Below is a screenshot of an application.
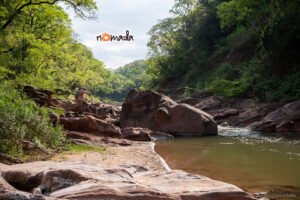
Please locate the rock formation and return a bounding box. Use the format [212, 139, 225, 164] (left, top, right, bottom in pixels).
[60, 115, 121, 138]
[249, 100, 300, 133]
[120, 89, 218, 136]
[175, 91, 300, 134]
[0, 161, 255, 200]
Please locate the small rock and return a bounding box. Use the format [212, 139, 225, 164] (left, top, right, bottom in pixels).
[121, 127, 152, 141]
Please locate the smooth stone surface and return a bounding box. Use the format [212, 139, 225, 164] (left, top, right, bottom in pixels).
[0, 161, 254, 200]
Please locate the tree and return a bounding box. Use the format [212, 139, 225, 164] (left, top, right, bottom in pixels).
[0, 0, 97, 31]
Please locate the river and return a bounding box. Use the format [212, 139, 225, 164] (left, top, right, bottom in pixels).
[155, 127, 300, 199]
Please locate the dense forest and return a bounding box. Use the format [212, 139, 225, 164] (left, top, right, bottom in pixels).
[146, 0, 300, 101]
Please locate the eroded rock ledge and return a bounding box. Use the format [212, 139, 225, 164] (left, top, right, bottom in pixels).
[177, 93, 300, 134]
[0, 160, 254, 200]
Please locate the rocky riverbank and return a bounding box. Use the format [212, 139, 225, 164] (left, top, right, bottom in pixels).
[0, 140, 255, 200]
[176, 91, 300, 134]
[0, 86, 257, 199]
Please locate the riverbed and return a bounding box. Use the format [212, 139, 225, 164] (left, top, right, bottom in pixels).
[155, 127, 300, 199]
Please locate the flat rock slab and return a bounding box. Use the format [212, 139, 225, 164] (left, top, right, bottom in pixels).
[0, 161, 254, 200]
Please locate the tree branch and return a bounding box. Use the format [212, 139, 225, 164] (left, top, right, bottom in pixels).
[1, 0, 59, 30]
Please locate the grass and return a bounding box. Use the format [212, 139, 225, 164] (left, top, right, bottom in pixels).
[64, 143, 106, 154]
[8, 143, 105, 163]
[52, 143, 106, 161]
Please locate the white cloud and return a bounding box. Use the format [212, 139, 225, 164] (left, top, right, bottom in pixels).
[63, 0, 174, 69]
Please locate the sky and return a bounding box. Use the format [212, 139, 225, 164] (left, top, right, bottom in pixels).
[64, 0, 174, 69]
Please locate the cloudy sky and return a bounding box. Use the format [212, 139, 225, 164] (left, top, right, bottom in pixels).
[64, 0, 174, 69]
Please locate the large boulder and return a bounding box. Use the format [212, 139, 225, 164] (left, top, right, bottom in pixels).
[0, 161, 254, 200]
[120, 90, 217, 136]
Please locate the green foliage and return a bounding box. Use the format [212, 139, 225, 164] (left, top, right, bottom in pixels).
[207, 79, 243, 97]
[0, 0, 132, 100]
[0, 81, 65, 156]
[115, 60, 152, 89]
[0, 0, 127, 158]
[94, 60, 153, 101]
[145, 0, 300, 102]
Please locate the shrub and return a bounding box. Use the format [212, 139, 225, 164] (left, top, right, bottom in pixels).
[0, 81, 65, 156]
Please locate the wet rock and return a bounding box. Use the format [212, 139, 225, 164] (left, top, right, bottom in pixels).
[60, 115, 121, 138]
[0, 161, 254, 200]
[120, 89, 217, 136]
[149, 131, 174, 141]
[249, 120, 277, 132]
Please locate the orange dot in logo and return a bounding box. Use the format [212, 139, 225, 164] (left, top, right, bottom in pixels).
[102, 32, 111, 42]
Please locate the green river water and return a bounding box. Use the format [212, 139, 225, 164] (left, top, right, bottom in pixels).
[155, 127, 300, 199]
